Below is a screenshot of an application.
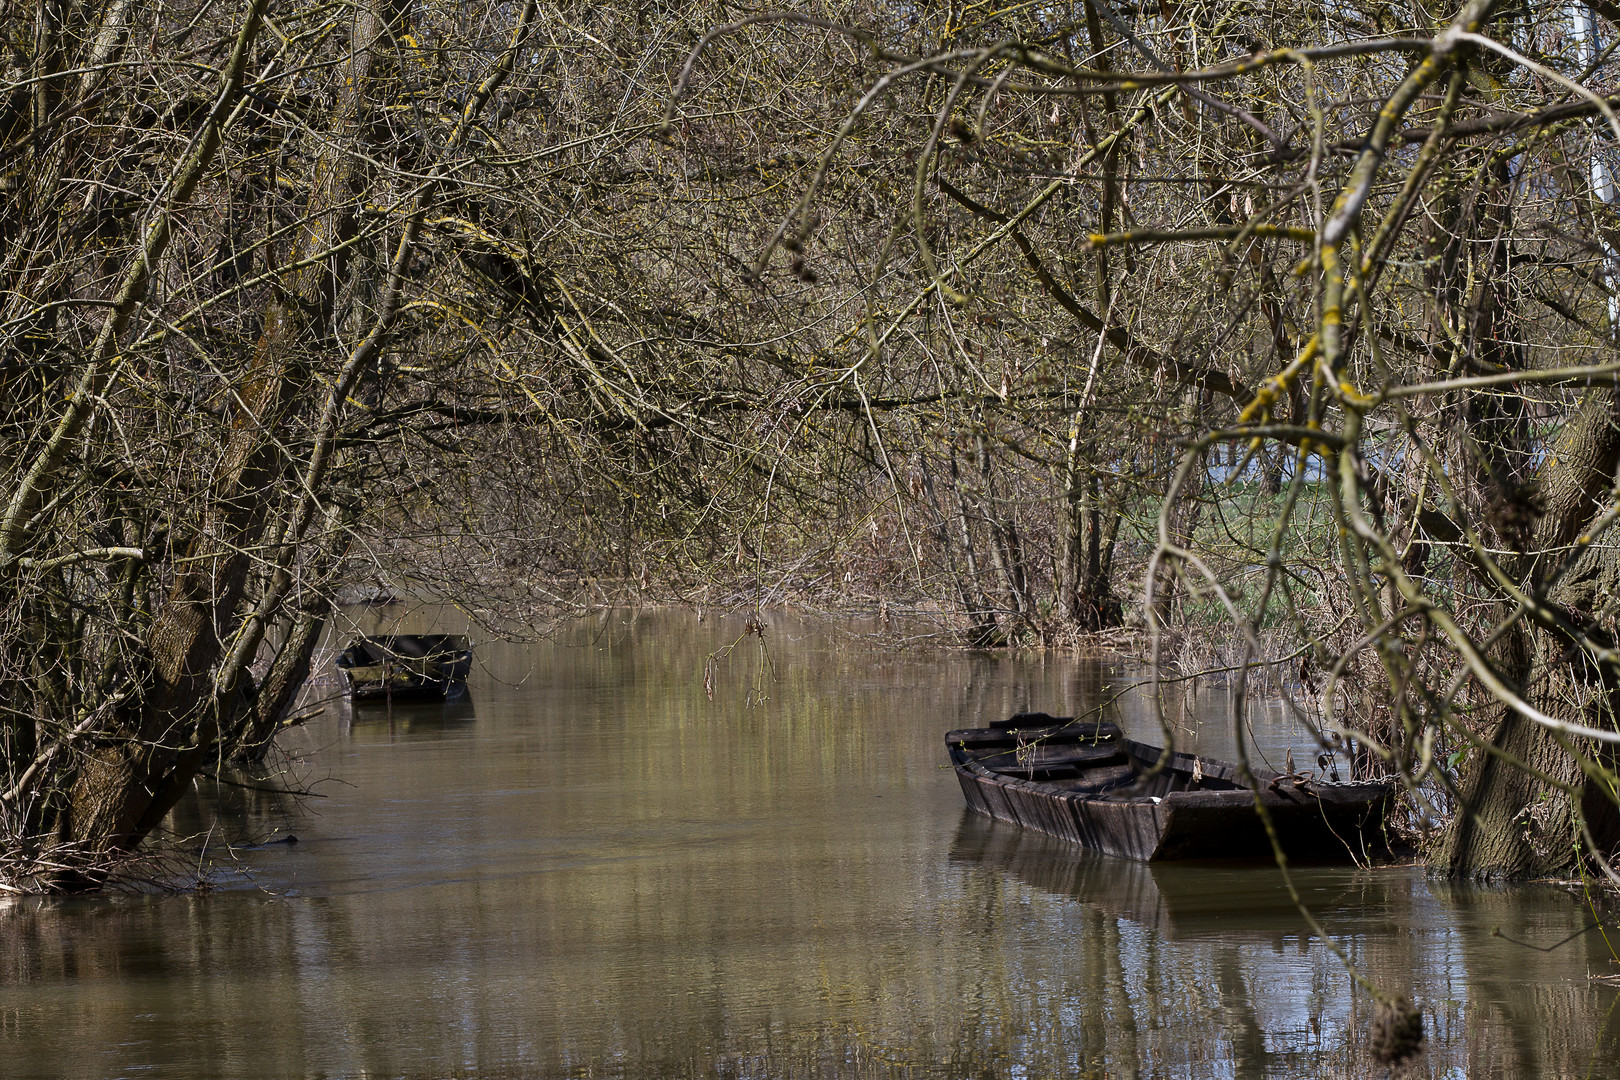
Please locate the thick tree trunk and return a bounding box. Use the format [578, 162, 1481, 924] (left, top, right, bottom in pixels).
[59, 0, 403, 862]
[1438, 387, 1620, 877]
[1440, 630, 1585, 877]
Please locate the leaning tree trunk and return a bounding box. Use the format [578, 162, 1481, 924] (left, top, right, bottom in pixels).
[225, 505, 357, 764]
[56, 0, 404, 870]
[1152, 427, 1206, 627]
[1419, 60, 1620, 877]
[1438, 387, 1620, 877]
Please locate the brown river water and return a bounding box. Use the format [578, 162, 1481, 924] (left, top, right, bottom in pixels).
[3, 607, 1618, 1078]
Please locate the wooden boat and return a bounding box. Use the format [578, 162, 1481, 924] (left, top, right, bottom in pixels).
[947, 712, 1394, 862]
[334, 634, 472, 700]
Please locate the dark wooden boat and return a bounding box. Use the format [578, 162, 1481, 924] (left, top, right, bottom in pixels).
[947, 712, 1394, 862]
[334, 634, 472, 700]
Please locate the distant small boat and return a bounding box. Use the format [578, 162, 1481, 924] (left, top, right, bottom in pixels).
[947, 713, 1394, 862]
[334, 635, 472, 700]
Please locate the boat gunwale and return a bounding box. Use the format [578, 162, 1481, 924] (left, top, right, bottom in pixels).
[946, 728, 1394, 809]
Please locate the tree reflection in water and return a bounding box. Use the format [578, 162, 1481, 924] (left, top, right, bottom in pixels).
[2, 610, 1618, 1078]
[949, 816, 1620, 1078]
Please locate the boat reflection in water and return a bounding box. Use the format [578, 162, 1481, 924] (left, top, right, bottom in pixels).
[339, 692, 477, 739]
[949, 811, 1620, 1077]
[949, 811, 1374, 943]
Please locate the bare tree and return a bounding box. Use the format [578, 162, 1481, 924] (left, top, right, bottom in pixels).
[15, 0, 1620, 896]
[663, 0, 1620, 884]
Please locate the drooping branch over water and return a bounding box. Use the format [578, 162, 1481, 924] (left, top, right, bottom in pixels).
[7, 0, 1620, 901]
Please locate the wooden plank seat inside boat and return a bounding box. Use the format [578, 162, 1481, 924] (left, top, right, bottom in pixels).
[948, 720, 1123, 745]
[960, 741, 1125, 770]
[1048, 762, 1137, 796]
[951, 723, 1258, 796]
[948, 717, 1127, 782]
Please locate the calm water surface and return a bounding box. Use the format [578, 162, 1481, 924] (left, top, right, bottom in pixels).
[3, 609, 1618, 1078]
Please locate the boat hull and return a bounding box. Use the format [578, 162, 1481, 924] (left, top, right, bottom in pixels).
[947, 719, 1392, 863]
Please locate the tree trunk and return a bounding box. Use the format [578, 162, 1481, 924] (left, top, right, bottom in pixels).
[59, 0, 404, 863]
[917, 458, 1000, 647]
[946, 445, 1004, 646]
[1153, 434, 1206, 626]
[974, 424, 1032, 630]
[1438, 387, 1620, 877]
[225, 604, 329, 766]
[1059, 460, 1122, 631]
